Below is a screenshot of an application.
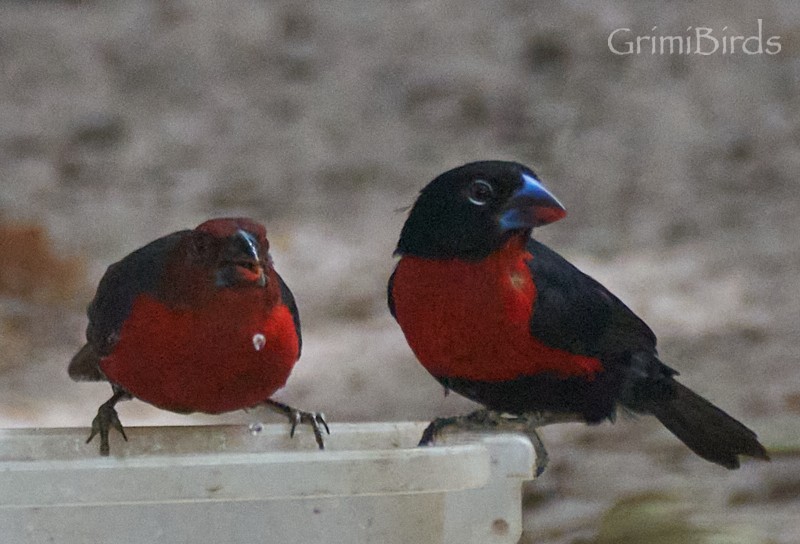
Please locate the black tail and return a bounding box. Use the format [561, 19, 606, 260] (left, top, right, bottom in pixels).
[648, 381, 769, 469]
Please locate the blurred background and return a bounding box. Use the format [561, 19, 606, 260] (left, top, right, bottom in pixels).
[1, 1, 798, 542]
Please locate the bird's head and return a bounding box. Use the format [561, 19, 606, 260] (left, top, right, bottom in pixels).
[395, 161, 566, 260]
[192, 218, 270, 288]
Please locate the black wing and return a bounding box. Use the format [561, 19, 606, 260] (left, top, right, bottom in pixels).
[68, 231, 188, 381]
[526, 238, 658, 358]
[522, 238, 678, 418]
[277, 272, 302, 356]
[521, 240, 768, 466]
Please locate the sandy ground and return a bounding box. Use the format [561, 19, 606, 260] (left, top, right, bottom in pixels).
[1, 1, 799, 542]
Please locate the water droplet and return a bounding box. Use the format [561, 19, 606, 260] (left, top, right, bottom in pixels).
[252, 333, 266, 351]
[249, 422, 264, 435]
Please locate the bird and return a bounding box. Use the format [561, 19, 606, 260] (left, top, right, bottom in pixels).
[69, 217, 328, 455]
[388, 161, 769, 473]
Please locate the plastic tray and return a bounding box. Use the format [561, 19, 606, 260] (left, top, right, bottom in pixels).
[0, 422, 536, 544]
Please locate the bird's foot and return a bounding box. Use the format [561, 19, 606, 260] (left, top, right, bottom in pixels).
[87, 402, 127, 456]
[418, 409, 525, 445]
[418, 415, 458, 446]
[419, 409, 552, 476]
[265, 399, 329, 450]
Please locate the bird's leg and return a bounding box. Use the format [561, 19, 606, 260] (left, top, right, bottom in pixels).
[418, 410, 550, 475]
[523, 410, 586, 427]
[264, 399, 329, 450]
[419, 410, 585, 476]
[87, 385, 131, 456]
[523, 425, 550, 477]
[419, 409, 522, 445]
[520, 411, 585, 476]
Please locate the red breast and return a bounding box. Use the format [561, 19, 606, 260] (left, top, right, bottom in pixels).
[391, 237, 601, 382]
[100, 287, 299, 414]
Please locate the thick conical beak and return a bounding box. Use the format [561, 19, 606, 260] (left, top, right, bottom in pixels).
[227, 229, 266, 286]
[233, 229, 260, 262]
[499, 172, 566, 231]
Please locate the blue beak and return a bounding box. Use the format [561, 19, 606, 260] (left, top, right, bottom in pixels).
[499, 172, 566, 231]
[225, 229, 266, 287]
[234, 229, 260, 261]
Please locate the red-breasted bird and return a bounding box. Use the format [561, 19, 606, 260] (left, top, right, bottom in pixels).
[69, 218, 328, 455]
[388, 161, 768, 472]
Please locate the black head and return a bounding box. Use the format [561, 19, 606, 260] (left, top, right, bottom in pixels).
[395, 161, 566, 260]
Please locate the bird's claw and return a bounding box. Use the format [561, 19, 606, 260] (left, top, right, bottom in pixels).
[87, 402, 127, 456]
[419, 409, 551, 476]
[291, 410, 329, 449]
[418, 409, 497, 446]
[266, 400, 329, 450]
[527, 427, 550, 477]
[419, 416, 457, 446]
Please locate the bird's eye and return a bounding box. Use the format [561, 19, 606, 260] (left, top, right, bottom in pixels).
[468, 180, 494, 206]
